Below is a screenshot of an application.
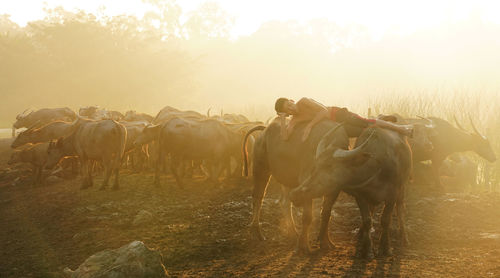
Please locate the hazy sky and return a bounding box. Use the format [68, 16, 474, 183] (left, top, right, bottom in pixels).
[2, 0, 500, 39]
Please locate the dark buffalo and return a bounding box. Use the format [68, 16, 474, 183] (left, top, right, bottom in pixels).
[11, 120, 73, 149]
[243, 120, 350, 253]
[123, 111, 154, 122]
[136, 117, 239, 187]
[207, 108, 250, 124]
[46, 119, 127, 190]
[223, 121, 264, 177]
[12, 107, 76, 137]
[79, 106, 123, 121]
[408, 116, 495, 186]
[290, 126, 412, 258]
[119, 121, 150, 171]
[439, 153, 478, 189]
[8, 142, 50, 185]
[152, 106, 205, 125]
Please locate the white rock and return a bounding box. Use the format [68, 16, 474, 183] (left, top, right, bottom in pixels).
[63, 241, 168, 278]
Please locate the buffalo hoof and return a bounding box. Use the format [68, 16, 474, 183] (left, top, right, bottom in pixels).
[99, 185, 107, 191]
[319, 238, 335, 251]
[295, 242, 313, 255]
[249, 224, 266, 241]
[112, 185, 119, 191]
[378, 246, 392, 257]
[80, 183, 91, 190]
[356, 239, 374, 260]
[356, 248, 375, 261]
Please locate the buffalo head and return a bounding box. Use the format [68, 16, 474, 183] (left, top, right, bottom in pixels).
[290, 127, 376, 206]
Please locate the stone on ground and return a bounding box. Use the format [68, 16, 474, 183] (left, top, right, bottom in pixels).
[63, 241, 168, 278]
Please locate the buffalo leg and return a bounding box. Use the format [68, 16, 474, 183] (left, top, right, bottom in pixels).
[204, 159, 220, 183]
[431, 158, 444, 187]
[88, 161, 94, 188]
[38, 165, 46, 186]
[232, 158, 243, 178]
[80, 159, 91, 189]
[396, 187, 409, 246]
[296, 199, 313, 254]
[379, 199, 396, 257]
[250, 139, 270, 241]
[154, 147, 164, 186]
[249, 166, 270, 241]
[213, 160, 225, 182]
[356, 197, 374, 259]
[71, 158, 78, 177]
[100, 158, 112, 190]
[318, 189, 341, 250]
[281, 186, 298, 239]
[170, 156, 184, 188]
[112, 154, 121, 190]
[33, 166, 41, 186]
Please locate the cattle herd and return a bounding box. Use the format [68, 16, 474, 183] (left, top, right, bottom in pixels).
[6, 105, 497, 259]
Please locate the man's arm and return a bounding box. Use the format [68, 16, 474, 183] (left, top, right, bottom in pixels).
[297, 98, 328, 113]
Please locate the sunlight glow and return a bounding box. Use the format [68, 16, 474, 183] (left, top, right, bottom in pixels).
[2, 0, 500, 39]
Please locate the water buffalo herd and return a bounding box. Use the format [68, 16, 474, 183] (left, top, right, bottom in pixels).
[7, 105, 497, 258]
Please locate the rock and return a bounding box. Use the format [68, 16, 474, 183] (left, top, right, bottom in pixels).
[63, 241, 168, 278]
[133, 210, 154, 226]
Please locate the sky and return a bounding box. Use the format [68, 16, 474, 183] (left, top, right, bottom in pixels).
[1, 0, 500, 39]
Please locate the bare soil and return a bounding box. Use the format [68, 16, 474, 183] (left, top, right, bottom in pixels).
[0, 147, 499, 277]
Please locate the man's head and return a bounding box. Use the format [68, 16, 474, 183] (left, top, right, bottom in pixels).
[274, 98, 298, 115]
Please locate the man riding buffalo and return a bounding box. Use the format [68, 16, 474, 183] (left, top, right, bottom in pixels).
[274, 97, 413, 140]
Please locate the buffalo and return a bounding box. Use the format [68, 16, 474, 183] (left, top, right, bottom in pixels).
[243, 120, 350, 253]
[12, 107, 76, 137]
[152, 106, 205, 125]
[79, 106, 123, 121]
[136, 117, 240, 187]
[289, 126, 412, 258]
[123, 111, 154, 122]
[11, 120, 73, 149]
[46, 119, 127, 190]
[8, 142, 51, 185]
[408, 116, 495, 186]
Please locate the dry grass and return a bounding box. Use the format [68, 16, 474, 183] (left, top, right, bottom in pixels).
[362, 90, 500, 191]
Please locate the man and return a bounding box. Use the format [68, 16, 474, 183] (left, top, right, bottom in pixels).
[275, 97, 413, 141]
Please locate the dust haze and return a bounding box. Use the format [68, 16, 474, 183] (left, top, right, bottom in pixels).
[1, 2, 500, 126]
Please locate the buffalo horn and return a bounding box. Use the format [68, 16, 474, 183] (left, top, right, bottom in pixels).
[468, 114, 483, 137]
[453, 115, 466, 131]
[333, 130, 375, 160]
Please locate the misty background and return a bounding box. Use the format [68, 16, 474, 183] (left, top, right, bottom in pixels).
[1, 1, 500, 127]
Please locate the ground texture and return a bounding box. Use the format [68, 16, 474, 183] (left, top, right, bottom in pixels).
[0, 146, 500, 277]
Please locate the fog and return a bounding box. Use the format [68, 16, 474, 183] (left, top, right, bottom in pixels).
[1, 2, 500, 126]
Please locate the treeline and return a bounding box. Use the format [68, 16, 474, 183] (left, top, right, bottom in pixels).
[2, 1, 500, 126]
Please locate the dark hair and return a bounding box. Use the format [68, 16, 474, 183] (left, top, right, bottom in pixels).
[275, 97, 289, 113]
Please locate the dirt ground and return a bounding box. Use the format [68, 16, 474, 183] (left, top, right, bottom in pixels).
[0, 142, 500, 277]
